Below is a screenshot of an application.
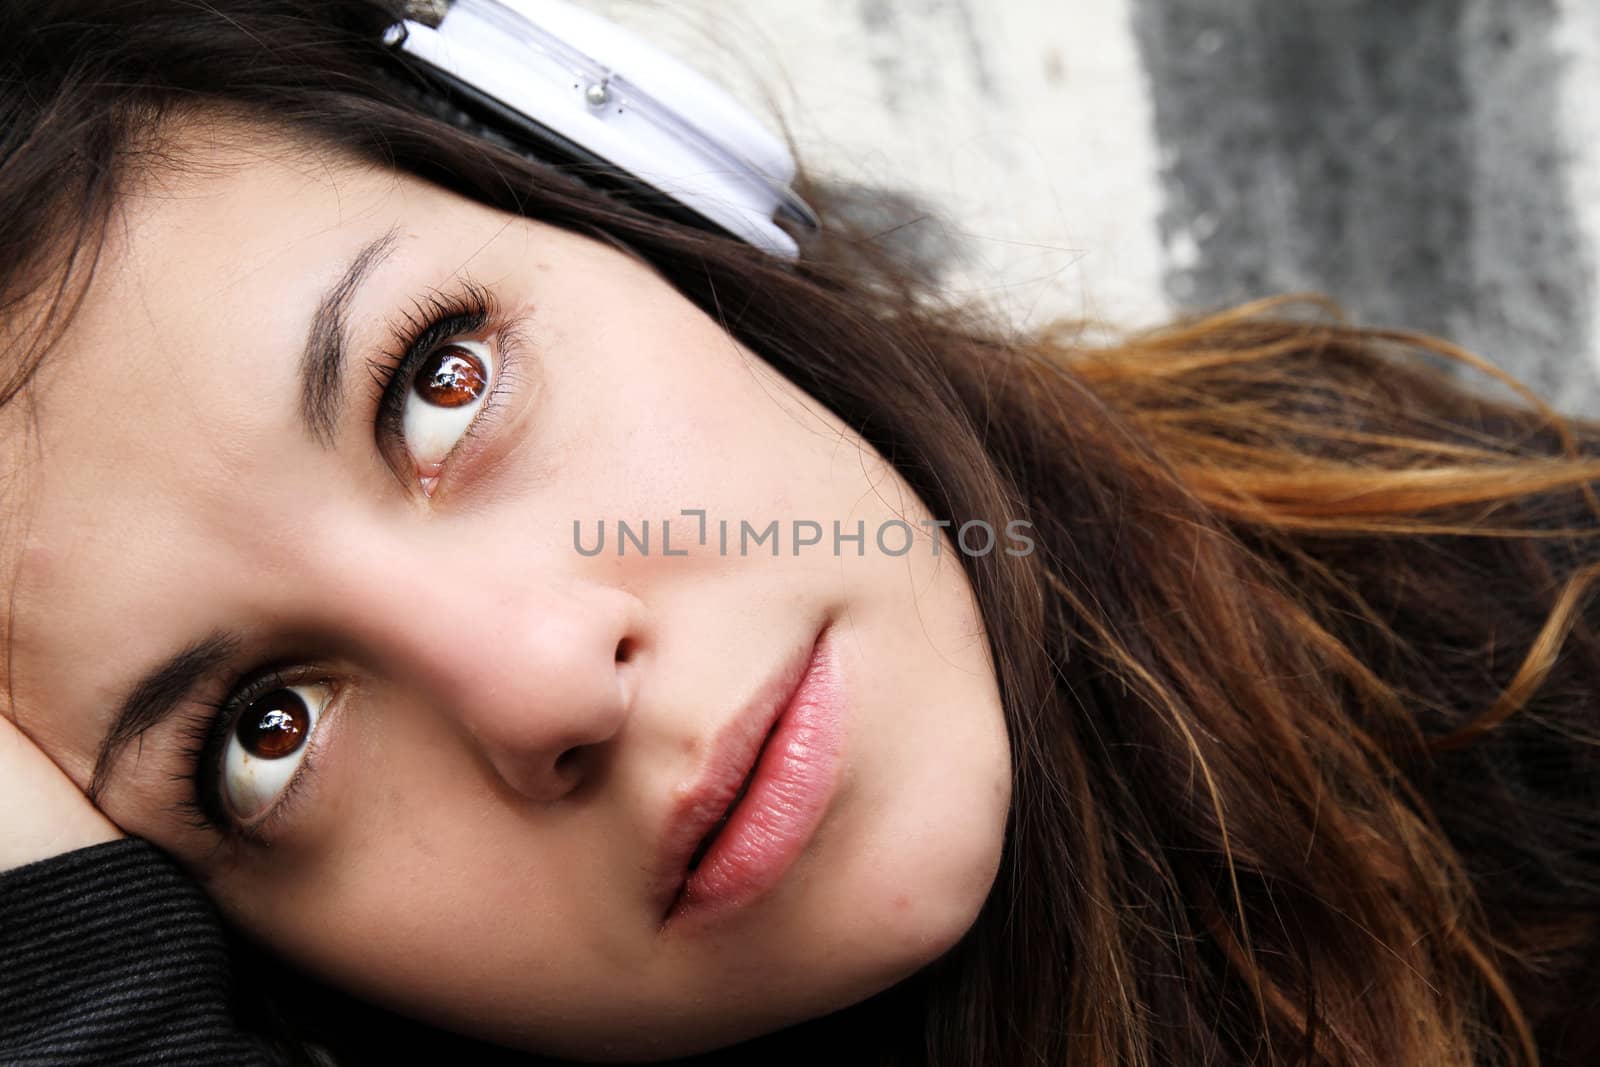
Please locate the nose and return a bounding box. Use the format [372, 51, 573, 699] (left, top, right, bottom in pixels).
[364, 569, 646, 804]
[467, 595, 641, 803]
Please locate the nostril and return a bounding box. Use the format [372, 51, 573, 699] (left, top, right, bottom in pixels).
[615, 636, 637, 664]
[555, 747, 583, 776]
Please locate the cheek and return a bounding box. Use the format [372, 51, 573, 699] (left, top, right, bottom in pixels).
[827, 551, 1013, 966]
[200, 716, 632, 1041]
[210, 819, 604, 1043]
[853, 633, 1010, 944]
[547, 287, 844, 510]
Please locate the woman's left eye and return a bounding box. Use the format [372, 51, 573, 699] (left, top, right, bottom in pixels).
[402, 338, 497, 474]
[221, 682, 333, 823]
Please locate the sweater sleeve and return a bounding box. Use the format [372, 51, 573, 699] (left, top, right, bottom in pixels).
[0, 837, 283, 1066]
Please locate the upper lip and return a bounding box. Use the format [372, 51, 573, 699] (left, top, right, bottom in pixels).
[652, 627, 822, 915]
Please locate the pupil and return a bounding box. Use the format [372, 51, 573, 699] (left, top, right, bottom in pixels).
[415, 347, 487, 408]
[237, 690, 310, 760]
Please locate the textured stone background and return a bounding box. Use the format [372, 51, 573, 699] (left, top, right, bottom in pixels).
[581, 0, 1600, 416]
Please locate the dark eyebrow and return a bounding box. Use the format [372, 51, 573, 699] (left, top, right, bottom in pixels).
[86, 231, 403, 802]
[81, 233, 405, 805]
[87, 631, 241, 804]
[300, 227, 402, 445]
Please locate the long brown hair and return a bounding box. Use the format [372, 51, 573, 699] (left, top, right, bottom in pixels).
[4, 3, 1599, 1065]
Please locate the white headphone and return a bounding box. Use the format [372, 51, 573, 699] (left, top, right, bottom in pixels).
[384, 0, 820, 257]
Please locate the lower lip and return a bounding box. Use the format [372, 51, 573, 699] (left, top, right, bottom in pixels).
[664, 627, 846, 929]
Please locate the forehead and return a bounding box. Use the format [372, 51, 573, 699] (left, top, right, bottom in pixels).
[0, 125, 494, 772]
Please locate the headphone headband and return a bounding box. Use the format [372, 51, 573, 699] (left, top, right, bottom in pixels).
[385, 0, 819, 257]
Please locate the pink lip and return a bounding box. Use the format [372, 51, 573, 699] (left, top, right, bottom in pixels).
[654, 623, 845, 932]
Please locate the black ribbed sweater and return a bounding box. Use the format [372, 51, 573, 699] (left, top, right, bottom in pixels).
[0, 838, 279, 1065]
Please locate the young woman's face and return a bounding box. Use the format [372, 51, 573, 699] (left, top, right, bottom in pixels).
[1, 125, 1011, 1061]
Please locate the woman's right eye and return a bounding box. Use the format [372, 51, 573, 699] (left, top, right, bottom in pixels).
[222, 682, 334, 822]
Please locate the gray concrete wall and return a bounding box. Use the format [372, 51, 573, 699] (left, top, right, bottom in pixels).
[580, 0, 1600, 416]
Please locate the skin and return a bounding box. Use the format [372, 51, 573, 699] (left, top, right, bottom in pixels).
[0, 120, 1011, 1061]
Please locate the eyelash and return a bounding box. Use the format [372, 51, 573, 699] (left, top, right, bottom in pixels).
[171, 666, 329, 848]
[367, 278, 526, 480]
[171, 280, 525, 843]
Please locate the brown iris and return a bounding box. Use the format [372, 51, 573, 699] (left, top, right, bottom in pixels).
[415, 345, 487, 408]
[236, 690, 311, 760]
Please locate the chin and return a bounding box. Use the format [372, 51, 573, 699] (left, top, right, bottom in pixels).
[854, 828, 1005, 983]
[628, 843, 1004, 1064]
[766, 798, 1009, 1028]
[507, 741, 1010, 1064]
